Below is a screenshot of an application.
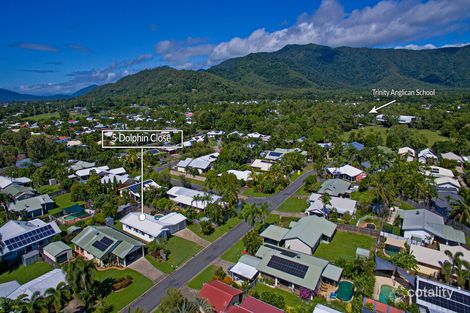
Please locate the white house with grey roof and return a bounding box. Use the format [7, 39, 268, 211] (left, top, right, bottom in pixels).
[264, 148, 307, 161]
[72, 225, 144, 267]
[306, 193, 357, 217]
[326, 164, 367, 182]
[176, 153, 219, 174]
[418, 148, 438, 164]
[260, 216, 337, 255]
[317, 179, 351, 197]
[120, 212, 186, 242]
[441, 152, 464, 166]
[398, 209, 465, 245]
[167, 186, 221, 210]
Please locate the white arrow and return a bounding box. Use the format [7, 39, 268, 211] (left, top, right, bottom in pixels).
[369, 100, 396, 114]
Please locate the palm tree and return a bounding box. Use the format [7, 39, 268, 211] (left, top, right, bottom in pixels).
[0, 193, 13, 222]
[65, 258, 96, 307]
[439, 261, 453, 283]
[241, 203, 268, 227]
[191, 193, 213, 210]
[195, 298, 214, 313]
[45, 282, 71, 313]
[19, 291, 45, 313]
[126, 150, 138, 168]
[94, 296, 113, 313]
[370, 172, 395, 217]
[449, 190, 470, 225]
[454, 259, 469, 288]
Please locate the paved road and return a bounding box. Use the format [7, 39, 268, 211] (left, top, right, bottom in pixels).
[123, 169, 315, 312]
[126, 222, 251, 312]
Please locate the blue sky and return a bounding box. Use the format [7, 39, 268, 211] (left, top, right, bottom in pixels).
[1, 0, 469, 95]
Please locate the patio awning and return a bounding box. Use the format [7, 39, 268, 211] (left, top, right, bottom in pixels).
[385, 236, 406, 248]
[375, 256, 415, 288]
[229, 262, 258, 280]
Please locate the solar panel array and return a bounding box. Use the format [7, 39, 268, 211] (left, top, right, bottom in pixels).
[418, 279, 470, 313]
[92, 236, 114, 252]
[267, 255, 308, 278]
[268, 152, 283, 157]
[128, 180, 153, 193]
[4, 225, 55, 251]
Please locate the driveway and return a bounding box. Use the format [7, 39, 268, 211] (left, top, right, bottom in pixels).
[122, 169, 315, 312]
[173, 228, 210, 247]
[128, 257, 166, 283]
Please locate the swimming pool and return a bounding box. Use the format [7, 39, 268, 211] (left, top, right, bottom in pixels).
[379, 284, 396, 304]
[384, 244, 400, 257]
[336, 281, 354, 302]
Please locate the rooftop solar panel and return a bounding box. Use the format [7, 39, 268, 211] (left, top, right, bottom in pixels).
[92, 241, 108, 251]
[417, 279, 470, 313]
[267, 255, 308, 279]
[101, 236, 113, 246]
[4, 225, 56, 252]
[268, 152, 283, 157]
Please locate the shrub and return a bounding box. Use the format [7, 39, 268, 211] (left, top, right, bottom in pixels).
[200, 220, 214, 235]
[112, 276, 133, 291]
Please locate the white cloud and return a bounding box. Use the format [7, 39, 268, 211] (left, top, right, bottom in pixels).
[18, 54, 154, 95]
[153, 0, 469, 68]
[395, 44, 437, 50]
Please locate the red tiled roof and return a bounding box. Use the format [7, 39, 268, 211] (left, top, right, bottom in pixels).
[239, 296, 284, 313]
[227, 307, 251, 313]
[198, 280, 243, 313]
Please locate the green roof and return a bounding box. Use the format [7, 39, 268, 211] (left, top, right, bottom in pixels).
[283, 216, 337, 248]
[72, 225, 143, 259]
[2, 184, 34, 197]
[9, 194, 54, 213]
[260, 225, 289, 242]
[43, 241, 71, 257]
[256, 244, 341, 290]
[318, 179, 351, 196]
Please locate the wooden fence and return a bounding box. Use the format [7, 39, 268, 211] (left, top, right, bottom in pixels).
[336, 223, 380, 237]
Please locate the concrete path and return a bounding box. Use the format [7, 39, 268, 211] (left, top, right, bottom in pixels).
[128, 257, 166, 283]
[173, 228, 210, 248]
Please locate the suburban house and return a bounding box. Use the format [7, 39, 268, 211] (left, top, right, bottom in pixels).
[43, 241, 73, 264]
[347, 141, 365, 151]
[397, 209, 466, 245]
[229, 254, 261, 282]
[8, 194, 55, 218]
[68, 165, 110, 181]
[198, 280, 243, 313]
[416, 276, 470, 313]
[441, 152, 464, 166]
[398, 147, 416, 162]
[0, 269, 66, 300]
[72, 225, 144, 267]
[424, 166, 454, 178]
[250, 159, 273, 171]
[0, 219, 61, 261]
[207, 130, 225, 138]
[0, 176, 32, 191]
[167, 186, 221, 210]
[120, 212, 187, 242]
[223, 170, 252, 182]
[260, 216, 337, 255]
[2, 183, 35, 201]
[418, 148, 438, 164]
[255, 244, 343, 292]
[100, 173, 136, 187]
[120, 179, 161, 200]
[397, 115, 416, 124]
[264, 148, 306, 161]
[326, 165, 367, 182]
[317, 179, 351, 197]
[432, 192, 463, 216]
[69, 160, 96, 171]
[434, 176, 461, 193]
[227, 295, 285, 313]
[305, 193, 357, 217]
[176, 152, 219, 174]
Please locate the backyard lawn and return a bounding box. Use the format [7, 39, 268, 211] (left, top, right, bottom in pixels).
[314, 231, 376, 261]
[94, 268, 153, 313]
[250, 283, 346, 312]
[36, 184, 61, 195]
[48, 193, 84, 215]
[221, 240, 245, 263]
[0, 261, 53, 284]
[276, 196, 308, 213]
[187, 265, 218, 290]
[146, 236, 202, 273]
[351, 190, 375, 206]
[188, 217, 241, 242]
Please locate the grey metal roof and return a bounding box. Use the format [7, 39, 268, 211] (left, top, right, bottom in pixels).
[9, 194, 54, 213]
[260, 225, 289, 242]
[318, 179, 351, 196]
[283, 216, 337, 248]
[43, 241, 71, 257]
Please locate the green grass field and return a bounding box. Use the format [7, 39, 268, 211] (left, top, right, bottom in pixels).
[188, 217, 241, 242]
[36, 184, 62, 195]
[276, 196, 308, 213]
[0, 262, 53, 284]
[187, 265, 218, 290]
[345, 125, 448, 147]
[351, 190, 375, 206]
[170, 174, 205, 187]
[146, 236, 202, 273]
[94, 268, 153, 313]
[48, 193, 85, 215]
[221, 240, 245, 263]
[294, 185, 311, 196]
[314, 231, 376, 261]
